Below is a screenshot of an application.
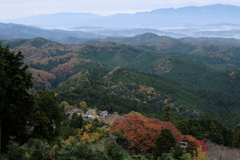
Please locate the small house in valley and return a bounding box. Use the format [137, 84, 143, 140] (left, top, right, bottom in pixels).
[86, 109, 98, 118]
[100, 111, 108, 117]
[86, 109, 96, 115]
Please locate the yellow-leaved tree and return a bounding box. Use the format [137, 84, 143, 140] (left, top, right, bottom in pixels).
[79, 101, 88, 112]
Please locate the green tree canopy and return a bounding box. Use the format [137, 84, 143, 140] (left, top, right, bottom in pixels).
[79, 101, 88, 112]
[32, 90, 62, 140]
[69, 113, 83, 129]
[232, 124, 240, 148]
[162, 105, 175, 123]
[154, 129, 177, 158]
[0, 44, 35, 153]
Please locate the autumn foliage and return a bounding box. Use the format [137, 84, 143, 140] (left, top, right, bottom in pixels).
[161, 121, 183, 142]
[110, 114, 162, 154]
[198, 140, 208, 152]
[30, 68, 56, 89]
[182, 135, 200, 154]
[110, 114, 183, 155]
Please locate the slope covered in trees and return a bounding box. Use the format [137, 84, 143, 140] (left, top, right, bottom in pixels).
[2, 35, 240, 128]
[4, 36, 240, 92]
[54, 67, 240, 128]
[2, 37, 240, 159]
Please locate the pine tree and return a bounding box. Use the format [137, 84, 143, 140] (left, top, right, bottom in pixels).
[0, 44, 35, 153]
[32, 90, 62, 140]
[162, 105, 174, 123]
[69, 113, 83, 129]
[154, 129, 177, 158]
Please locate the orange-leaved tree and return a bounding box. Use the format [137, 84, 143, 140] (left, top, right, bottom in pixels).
[161, 121, 183, 142]
[110, 114, 186, 155]
[182, 135, 200, 155]
[110, 113, 162, 154]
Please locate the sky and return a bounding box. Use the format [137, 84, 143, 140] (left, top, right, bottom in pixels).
[1, 0, 240, 21]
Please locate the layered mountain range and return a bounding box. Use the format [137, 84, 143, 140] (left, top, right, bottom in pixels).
[2, 33, 240, 128]
[1, 4, 240, 39]
[4, 4, 240, 28]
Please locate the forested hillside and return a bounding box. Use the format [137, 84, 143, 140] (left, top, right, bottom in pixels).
[2, 35, 240, 128]
[2, 34, 240, 159]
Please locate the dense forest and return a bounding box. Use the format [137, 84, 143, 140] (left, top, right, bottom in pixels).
[1, 34, 240, 159]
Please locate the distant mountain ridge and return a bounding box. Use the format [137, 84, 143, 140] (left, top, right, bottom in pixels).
[0, 22, 101, 40]
[3, 4, 240, 28]
[0, 23, 187, 40]
[2, 4, 240, 39]
[104, 32, 240, 47]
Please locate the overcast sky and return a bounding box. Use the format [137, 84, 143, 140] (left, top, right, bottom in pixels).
[1, 0, 240, 21]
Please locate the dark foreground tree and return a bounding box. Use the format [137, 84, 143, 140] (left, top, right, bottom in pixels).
[154, 129, 177, 158]
[69, 113, 83, 129]
[32, 90, 62, 140]
[0, 44, 34, 153]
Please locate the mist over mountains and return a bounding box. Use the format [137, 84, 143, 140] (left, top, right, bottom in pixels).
[4, 4, 240, 28]
[0, 23, 100, 40]
[1, 4, 240, 40]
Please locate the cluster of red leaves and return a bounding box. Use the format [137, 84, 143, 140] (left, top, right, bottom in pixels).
[198, 140, 208, 152]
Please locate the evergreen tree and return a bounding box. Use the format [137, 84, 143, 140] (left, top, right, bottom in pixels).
[209, 122, 224, 145]
[162, 105, 174, 123]
[159, 146, 185, 160]
[154, 129, 177, 158]
[69, 113, 83, 129]
[0, 44, 35, 153]
[32, 90, 62, 140]
[104, 140, 129, 160]
[232, 124, 240, 148]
